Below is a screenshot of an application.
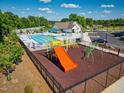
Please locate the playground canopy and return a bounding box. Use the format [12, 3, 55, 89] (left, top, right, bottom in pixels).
[49, 26, 61, 33]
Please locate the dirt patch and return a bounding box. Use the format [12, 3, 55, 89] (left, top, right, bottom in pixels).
[0, 52, 52, 93]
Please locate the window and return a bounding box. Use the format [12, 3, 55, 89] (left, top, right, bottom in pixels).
[72, 29, 75, 33]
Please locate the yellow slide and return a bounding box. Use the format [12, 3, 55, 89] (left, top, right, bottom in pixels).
[54, 47, 77, 72]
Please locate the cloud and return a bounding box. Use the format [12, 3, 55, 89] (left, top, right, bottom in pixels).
[122, 14, 124, 16]
[100, 15, 105, 18]
[21, 11, 25, 14]
[39, 14, 42, 16]
[103, 10, 112, 14]
[40, 0, 51, 3]
[61, 3, 80, 8]
[88, 11, 92, 14]
[21, 8, 30, 11]
[80, 12, 86, 15]
[94, 11, 98, 13]
[101, 4, 114, 8]
[11, 6, 15, 10]
[46, 10, 54, 13]
[26, 8, 30, 11]
[38, 8, 50, 11]
[38, 7, 54, 13]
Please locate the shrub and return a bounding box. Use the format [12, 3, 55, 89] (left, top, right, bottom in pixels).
[26, 30, 30, 34]
[20, 30, 23, 34]
[34, 29, 39, 33]
[24, 85, 33, 93]
[40, 27, 44, 32]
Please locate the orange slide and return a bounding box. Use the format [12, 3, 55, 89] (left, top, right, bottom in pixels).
[54, 47, 77, 72]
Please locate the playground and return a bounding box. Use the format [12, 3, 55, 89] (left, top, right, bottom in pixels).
[18, 29, 124, 93]
[21, 37, 124, 93]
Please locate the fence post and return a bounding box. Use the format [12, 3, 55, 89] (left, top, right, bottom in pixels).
[105, 69, 109, 88]
[118, 63, 123, 78]
[84, 81, 87, 93]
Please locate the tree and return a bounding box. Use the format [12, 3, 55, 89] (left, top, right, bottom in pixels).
[61, 18, 70, 22]
[28, 16, 40, 27]
[3, 12, 21, 29]
[0, 12, 3, 41]
[69, 13, 78, 21]
[68, 14, 86, 27]
[21, 17, 31, 28]
[86, 18, 93, 27]
[0, 9, 2, 14]
[0, 11, 22, 41]
[0, 32, 23, 78]
[0, 13, 12, 41]
[77, 16, 86, 27]
[62, 14, 87, 27]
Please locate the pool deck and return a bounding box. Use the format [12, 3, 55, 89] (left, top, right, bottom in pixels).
[31, 44, 124, 90]
[19, 33, 82, 51]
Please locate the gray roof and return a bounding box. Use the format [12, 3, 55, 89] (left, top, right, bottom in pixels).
[55, 22, 74, 29]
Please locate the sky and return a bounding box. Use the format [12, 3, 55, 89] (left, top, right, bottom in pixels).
[0, 0, 124, 21]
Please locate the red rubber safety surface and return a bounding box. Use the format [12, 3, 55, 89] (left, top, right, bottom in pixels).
[32, 44, 123, 89]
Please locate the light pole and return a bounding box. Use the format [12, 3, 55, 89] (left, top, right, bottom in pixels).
[105, 21, 108, 45]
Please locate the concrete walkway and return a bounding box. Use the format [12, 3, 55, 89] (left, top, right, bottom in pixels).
[79, 41, 124, 57]
[101, 76, 124, 93]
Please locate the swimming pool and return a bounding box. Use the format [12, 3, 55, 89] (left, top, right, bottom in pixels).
[31, 34, 57, 44]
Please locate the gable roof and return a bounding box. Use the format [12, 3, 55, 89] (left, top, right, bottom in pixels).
[55, 22, 74, 29]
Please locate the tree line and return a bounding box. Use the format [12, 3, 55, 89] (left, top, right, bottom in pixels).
[94, 18, 124, 26]
[61, 13, 124, 28]
[0, 9, 51, 42]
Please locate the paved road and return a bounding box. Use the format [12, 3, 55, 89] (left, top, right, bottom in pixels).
[93, 31, 124, 49]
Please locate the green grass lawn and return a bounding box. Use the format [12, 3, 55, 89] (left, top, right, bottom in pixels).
[121, 40, 124, 45]
[83, 26, 124, 32]
[96, 26, 124, 32]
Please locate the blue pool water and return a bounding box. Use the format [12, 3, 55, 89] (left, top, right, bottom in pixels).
[31, 34, 56, 44]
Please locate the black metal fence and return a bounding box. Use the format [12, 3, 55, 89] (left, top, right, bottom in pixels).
[62, 62, 124, 93]
[19, 39, 65, 93]
[20, 39, 124, 93]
